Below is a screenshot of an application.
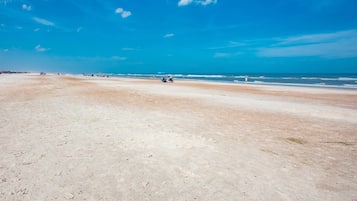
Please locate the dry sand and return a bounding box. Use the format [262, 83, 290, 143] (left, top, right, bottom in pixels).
[0, 74, 356, 201]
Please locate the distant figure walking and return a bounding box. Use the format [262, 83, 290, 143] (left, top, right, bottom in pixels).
[245, 75, 248, 82]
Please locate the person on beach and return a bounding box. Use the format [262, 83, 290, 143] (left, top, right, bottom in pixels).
[161, 75, 173, 83]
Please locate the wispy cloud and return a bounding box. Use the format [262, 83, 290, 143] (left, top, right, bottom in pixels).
[33, 17, 55, 26]
[295, 0, 340, 11]
[76, 27, 83, 32]
[115, 7, 132, 18]
[214, 52, 242, 58]
[74, 56, 127, 62]
[274, 30, 356, 46]
[214, 52, 230, 58]
[209, 41, 246, 50]
[178, 0, 217, 6]
[111, 56, 127, 61]
[1, 0, 15, 5]
[164, 33, 175, 38]
[128, 61, 144, 65]
[258, 30, 357, 58]
[22, 4, 31, 11]
[122, 48, 135, 51]
[33, 28, 40, 32]
[35, 44, 50, 52]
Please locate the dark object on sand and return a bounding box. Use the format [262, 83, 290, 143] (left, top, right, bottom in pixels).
[161, 75, 173, 83]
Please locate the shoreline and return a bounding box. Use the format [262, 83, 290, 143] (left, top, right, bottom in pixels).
[81, 73, 357, 90]
[3, 72, 357, 89]
[76, 74, 357, 92]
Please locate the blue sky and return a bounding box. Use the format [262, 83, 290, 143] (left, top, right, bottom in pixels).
[1, 0, 357, 73]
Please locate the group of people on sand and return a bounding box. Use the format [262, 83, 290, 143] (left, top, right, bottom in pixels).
[161, 75, 174, 83]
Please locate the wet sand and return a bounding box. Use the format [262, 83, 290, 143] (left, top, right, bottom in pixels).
[0, 74, 356, 200]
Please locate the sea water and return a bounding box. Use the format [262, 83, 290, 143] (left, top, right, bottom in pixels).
[111, 73, 357, 89]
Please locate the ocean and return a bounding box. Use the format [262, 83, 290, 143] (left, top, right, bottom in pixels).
[109, 73, 357, 89]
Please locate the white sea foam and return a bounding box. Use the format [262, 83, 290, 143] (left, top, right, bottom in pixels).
[320, 78, 339, 81]
[250, 76, 266, 79]
[338, 77, 357, 81]
[233, 76, 246, 79]
[187, 74, 226, 78]
[343, 84, 357, 88]
[301, 77, 322, 80]
[172, 74, 185, 77]
[245, 80, 357, 89]
[281, 77, 300, 79]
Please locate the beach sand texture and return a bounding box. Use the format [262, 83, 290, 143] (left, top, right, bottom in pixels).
[0, 74, 356, 201]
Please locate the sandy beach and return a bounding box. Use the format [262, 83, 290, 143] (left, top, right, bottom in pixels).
[0, 73, 356, 201]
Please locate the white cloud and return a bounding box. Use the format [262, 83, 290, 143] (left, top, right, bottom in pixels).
[258, 30, 357, 58]
[115, 7, 132, 18]
[178, 0, 193, 6]
[164, 33, 175, 38]
[121, 11, 132, 18]
[35, 44, 50, 52]
[178, 0, 217, 6]
[199, 0, 217, 6]
[34, 28, 40, 32]
[115, 7, 124, 14]
[33, 17, 54, 26]
[22, 4, 31, 11]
